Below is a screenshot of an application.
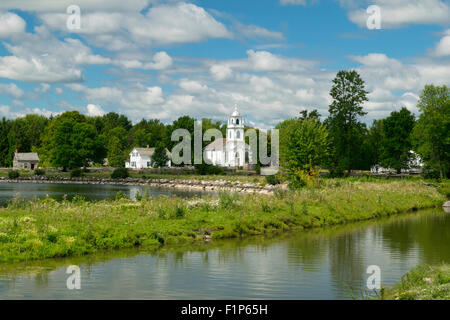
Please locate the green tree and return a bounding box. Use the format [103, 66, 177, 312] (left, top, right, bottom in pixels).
[380, 107, 416, 173]
[151, 146, 169, 168]
[277, 117, 329, 182]
[412, 85, 450, 179]
[106, 127, 129, 167]
[325, 70, 368, 175]
[0, 118, 11, 167]
[40, 111, 106, 169]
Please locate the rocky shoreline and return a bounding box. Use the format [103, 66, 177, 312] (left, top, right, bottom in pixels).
[0, 176, 282, 194]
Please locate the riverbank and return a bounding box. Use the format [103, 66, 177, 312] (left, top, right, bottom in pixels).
[383, 264, 450, 300]
[0, 179, 446, 263]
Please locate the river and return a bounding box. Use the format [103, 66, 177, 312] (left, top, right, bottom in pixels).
[0, 182, 212, 206]
[0, 206, 448, 299]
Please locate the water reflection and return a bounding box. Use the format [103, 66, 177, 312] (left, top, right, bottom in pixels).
[0, 182, 212, 206]
[0, 209, 448, 299]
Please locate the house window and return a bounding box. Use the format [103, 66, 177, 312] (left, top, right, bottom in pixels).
[131, 162, 136, 167]
[147, 161, 151, 168]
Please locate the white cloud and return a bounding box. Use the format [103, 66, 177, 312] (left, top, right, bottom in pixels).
[210, 64, 233, 81]
[0, 12, 26, 38]
[0, 0, 152, 12]
[279, 0, 308, 5]
[0, 83, 24, 98]
[86, 104, 106, 117]
[0, 105, 55, 118]
[347, 0, 450, 28]
[235, 24, 285, 41]
[433, 29, 450, 56]
[179, 79, 209, 93]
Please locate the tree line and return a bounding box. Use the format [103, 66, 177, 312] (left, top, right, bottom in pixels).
[0, 70, 448, 179]
[277, 70, 449, 182]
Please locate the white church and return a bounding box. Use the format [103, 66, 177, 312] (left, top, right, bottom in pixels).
[204, 106, 253, 168]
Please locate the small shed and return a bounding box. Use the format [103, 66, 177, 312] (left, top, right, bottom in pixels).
[13, 152, 40, 170]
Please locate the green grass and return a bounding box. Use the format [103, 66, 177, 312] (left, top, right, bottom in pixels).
[0, 179, 446, 263]
[384, 264, 450, 300]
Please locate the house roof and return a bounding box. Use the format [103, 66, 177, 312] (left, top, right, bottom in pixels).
[205, 138, 227, 151]
[133, 148, 171, 157]
[14, 152, 39, 161]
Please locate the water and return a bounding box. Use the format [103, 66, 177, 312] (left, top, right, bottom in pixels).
[0, 182, 212, 206]
[0, 208, 448, 300]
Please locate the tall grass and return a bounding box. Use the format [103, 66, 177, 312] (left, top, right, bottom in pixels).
[0, 179, 446, 263]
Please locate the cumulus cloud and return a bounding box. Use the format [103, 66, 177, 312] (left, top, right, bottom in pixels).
[347, 0, 450, 28]
[279, 0, 308, 5]
[433, 29, 450, 56]
[0, 83, 24, 98]
[86, 104, 106, 117]
[0, 12, 26, 38]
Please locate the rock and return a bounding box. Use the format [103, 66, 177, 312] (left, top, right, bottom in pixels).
[443, 201, 450, 207]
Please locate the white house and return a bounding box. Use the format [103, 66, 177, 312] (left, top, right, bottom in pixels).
[204, 106, 253, 168]
[371, 150, 424, 174]
[125, 147, 171, 169]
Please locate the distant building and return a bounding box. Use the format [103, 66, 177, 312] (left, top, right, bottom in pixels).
[125, 147, 172, 169]
[371, 151, 423, 174]
[204, 105, 253, 168]
[13, 151, 39, 170]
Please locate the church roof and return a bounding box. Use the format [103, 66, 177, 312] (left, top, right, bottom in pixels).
[205, 138, 227, 151]
[231, 105, 240, 117]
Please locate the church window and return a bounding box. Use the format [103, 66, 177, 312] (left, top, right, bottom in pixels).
[236, 119, 240, 125]
[237, 131, 240, 139]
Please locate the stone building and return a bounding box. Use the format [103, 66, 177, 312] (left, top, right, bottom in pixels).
[13, 151, 40, 170]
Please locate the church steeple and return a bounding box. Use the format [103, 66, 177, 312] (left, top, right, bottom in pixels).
[227, 104, 244, 141]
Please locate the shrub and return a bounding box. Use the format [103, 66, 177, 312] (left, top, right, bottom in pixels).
[111, 168, 129, 179]
[265, 175, 281, 185]
[34, 168, 46, 176]
[219, 191, 239, 209]
[194, 163, 224, 175]
[8, 170, 20, 179]
[70, 169, 83, 178]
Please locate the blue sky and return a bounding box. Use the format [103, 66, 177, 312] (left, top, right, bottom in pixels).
[0, 0, 449, 128]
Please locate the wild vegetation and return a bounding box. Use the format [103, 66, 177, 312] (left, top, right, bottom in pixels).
[0, 178, 446, 263]
[383, 264, 450, 300]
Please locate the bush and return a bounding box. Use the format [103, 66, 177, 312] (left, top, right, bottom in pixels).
[265, 175, 281, 185]
[34, 168, 46, 176]
[70, 169, 83, 178]
[8, 170, 20, 179]
[194, 163, 224, 175]
[111, 167, 129, 179]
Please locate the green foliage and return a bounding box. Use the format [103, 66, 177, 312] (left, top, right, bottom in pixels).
[277, 117, 329, 185]
[8, 170, 20, 179]
[325, 70, 368, 175]
[265, 175, 281, 185]
[151, 146, 170, 168]
[380, 107, 416, 173]
[194, 163, 225, 175]
[412, 85, 449, 179]
[34, 168, 46, 176]
[70, 169, 83, 178]
[111, 167, 129, 179]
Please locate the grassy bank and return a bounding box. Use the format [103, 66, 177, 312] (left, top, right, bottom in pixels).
[383, 264, 450, 300]
[0, 179, 446, 263]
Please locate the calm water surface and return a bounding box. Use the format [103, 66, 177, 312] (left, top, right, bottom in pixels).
[0, 182, 211, 206]
[0, 207, 449, 300]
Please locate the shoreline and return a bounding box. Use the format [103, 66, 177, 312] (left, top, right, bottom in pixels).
[0, 176, 279, 194]
[0, 179, 446, 263]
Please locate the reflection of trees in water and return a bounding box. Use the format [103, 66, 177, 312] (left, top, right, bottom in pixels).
[381, 211, 450, 264]
[34, 272, 49, 288]
[328, 232, 367, 288]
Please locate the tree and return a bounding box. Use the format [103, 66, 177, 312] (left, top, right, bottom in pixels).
[277, 117, 329, 184]
[412, 85, 450, 179]
[40, 111, 106, 169]
[151, 146, 169, 168]
[105, 127, 129, 167]
[325, 70, 368, 175]
[0, 118, 11, 167]
[380, 107, 416, 173]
